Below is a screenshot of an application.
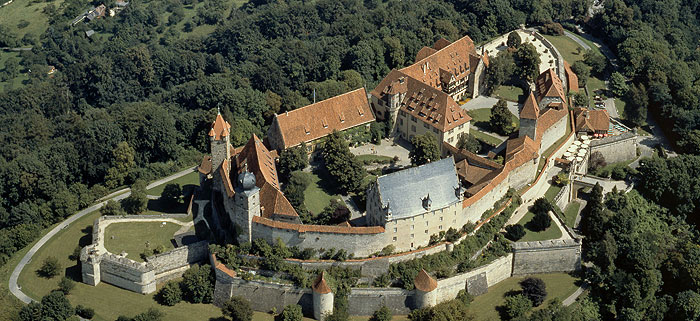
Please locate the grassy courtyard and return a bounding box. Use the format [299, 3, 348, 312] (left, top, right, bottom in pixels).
[146, 170, 200, 195]
[493, 85, 524, 102]
[470, 129, 505, 147]
[467, 108, 520, 134]
[469, 273, 580, 321]
[516, 210, 563, 242]
[544, 184, 563, 202]
[104, 221, 182, 261]
[296, 170, 343, 214]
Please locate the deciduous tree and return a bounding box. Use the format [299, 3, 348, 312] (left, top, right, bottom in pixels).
[490, 99, 514, 135]
[222, 296, 253, 321]
[409, 134, 440, 166]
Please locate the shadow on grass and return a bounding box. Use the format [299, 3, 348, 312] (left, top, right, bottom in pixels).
[310, 164, 342, 196]
[147, 199, 188, 214]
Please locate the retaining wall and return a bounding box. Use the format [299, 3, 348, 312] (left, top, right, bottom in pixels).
[511, 239, 581, 275]
[435, 254, 513, 302]
[589, 132, 637, 164]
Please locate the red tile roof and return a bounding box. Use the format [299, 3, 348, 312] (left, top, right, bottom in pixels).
[271, 88, 375, 149]
[235, 134, 279, 190]
[536, 69, 567, 107]
[312, 271, 332, 294]
[252, 216, 385, 234]
[401, 35, 479, 89]
[563, 61, 579, 93]
[220, 159, 234, 197]
[520, 91, 540, 120]
[198, 155, 212, 175]
[574, 108, 609, 133]
[372, 70, 471, 132]
[260, 182, 298, 218]
[414, 269, 437, 292]
[208, 113, 230, 141]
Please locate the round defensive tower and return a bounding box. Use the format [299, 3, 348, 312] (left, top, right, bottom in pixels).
[413, 269, 437, 309]
[312, 271, 334, 320]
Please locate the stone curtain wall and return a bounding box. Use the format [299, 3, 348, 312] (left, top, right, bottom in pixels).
[539, 115, 568, 154]
[348, 288, 413, 315]
[532, 30, 566, 89]
[99, 253, 157, 294]
[554, 183, 571, 210]
[590, 132, 637, 164]
[435, 254, 513, 302]
[511, 239, 581, 275]
[146, 240, 209, 282]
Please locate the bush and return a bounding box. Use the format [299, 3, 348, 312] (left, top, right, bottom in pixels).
[37, 256, 61, 278]
[503, 294, 532, 320]
[222, 296, 253, 321]
[504, 224, 526, 241]
[75, 305, 95, 319]
[157, 281, 183, 306]
[278, 304, 303, 321]
[369, 305, 393, 321]
[41, 291, 74, 321]
[539, 22, 564, 35]
[520, 277, 547, 306]
[528, 198, 553, 232]
[181, 264, 214, 303]
[380, 245, 395, 256]
[58, 276, 75, 294]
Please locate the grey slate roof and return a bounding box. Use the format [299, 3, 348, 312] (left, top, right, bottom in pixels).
[376, 157, 460, 220]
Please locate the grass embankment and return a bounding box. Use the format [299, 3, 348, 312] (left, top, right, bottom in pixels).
[104, 222, 182, 261]
[470, 129, 505, 147]
[493, 85, 524, 102]
[563, 202, 581, 228]
[355, 154, 393, 164]
[516, 184, 564, 242]
[469, 273, 580, 321]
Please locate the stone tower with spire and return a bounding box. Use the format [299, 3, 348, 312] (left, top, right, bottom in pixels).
[312, 271, 334, 320]
[209, 111, 231, 189]
[519, 91, 539, 141]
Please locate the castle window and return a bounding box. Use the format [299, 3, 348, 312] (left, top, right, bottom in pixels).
[439, 225, 443, 230]
[411, 125, 416, 132]
[411, 234, 414, 238]
[392, 237, 397, 242]
[399, 119, 403, 125]
[425, 229, 428, 234]
[426, 221, 429, 226]
[411, 225, 414, 230]
[433, 128, 438, 134]
[440, 217, 443, 221]
[423, 123, 429, 129]
[393, 227, 397, 233]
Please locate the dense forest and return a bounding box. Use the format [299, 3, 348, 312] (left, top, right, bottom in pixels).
[1, 0, 700, 319]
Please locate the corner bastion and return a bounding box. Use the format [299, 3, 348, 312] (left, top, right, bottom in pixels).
[511, 238, 581, 275]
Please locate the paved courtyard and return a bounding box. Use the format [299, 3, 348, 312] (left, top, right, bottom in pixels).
[481, 29, 557, 74]
[349, 137, 412, 167]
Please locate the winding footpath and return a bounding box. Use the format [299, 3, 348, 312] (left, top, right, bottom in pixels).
[9, 167, 197, 304]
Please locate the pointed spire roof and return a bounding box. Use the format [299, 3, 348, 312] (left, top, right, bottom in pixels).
[520, 91, 540, 120]
[312, 271, 332, 294]
[209, 113, 230, 140]
[414, 269, 437, 292]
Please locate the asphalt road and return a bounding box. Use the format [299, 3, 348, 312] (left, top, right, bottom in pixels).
[9, 167, 197, 304]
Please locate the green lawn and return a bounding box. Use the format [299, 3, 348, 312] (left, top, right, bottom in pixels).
[0, 0, 65, 43]
[467, 108, 519, 134]
[544, 184, 562, 202]
[543, 35, 586, 65]
[356, 154, 393, 164]
[517, 210, 563, 242]
[469, 273, 580, 321]
[104, 221, 181, 261]
[470, 129, 504, 147]
[563, 202, 581, 228]
[297, 170, 342, 214]
[147, 170, 199, 195]
[493, 85, 524, 102]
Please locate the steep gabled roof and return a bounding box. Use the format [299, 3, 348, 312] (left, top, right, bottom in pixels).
[372, 70, 471, 132]
[235, 134, 279, 190]
[414, 269, 438, 292]
[574, 108, 609, 133]
[312, 271, 332, 294]
[536, 69, 567, 106]
[505, 136, 538, 163]
[415, 47, 438, 62]
[260, 182, 298, 219]
[272, 88, 374, 149]
[401, 35, 479, 89]
[520, 91, 540, 120]
[198, 155, 212, 175]
[208, 113, 230, 141]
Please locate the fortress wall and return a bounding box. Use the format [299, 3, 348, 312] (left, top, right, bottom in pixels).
[435, 254, 513, 302]
[590, 133, 637, 164]
[146, 240, 209, 275]
[348, 288, 413, 315]
[512, 239, 581, 275]
[252, 222, 388, 258]
[540, 115, 568, 154]
[554, 183, 571, 210]
[508, 158, 538, 191]
[532, 31, 565, 88]
[231, 278, 314, 315]
[99, 253, 156, 294]
[462, 173, 511, 223]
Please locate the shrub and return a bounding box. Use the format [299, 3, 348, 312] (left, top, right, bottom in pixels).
[504, 224, 526, 241]
[58, 276, 75, 294]
[41, 291, 74, 321]
[278, 304, 303, 321]
[157, 281, 183, 306]
[520, 277, 547, 306]
[528, 198, 553, 232]
[503, 294, 532, 320]
[181, 264, 214, 303]
[369, 305, 393, 321]
[539, 22, 564, 36]
[222, 296, 253, 321]
[37, 256, 61, 278]
[380, 245, 395, 256]
[75, 305, 95, 319]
